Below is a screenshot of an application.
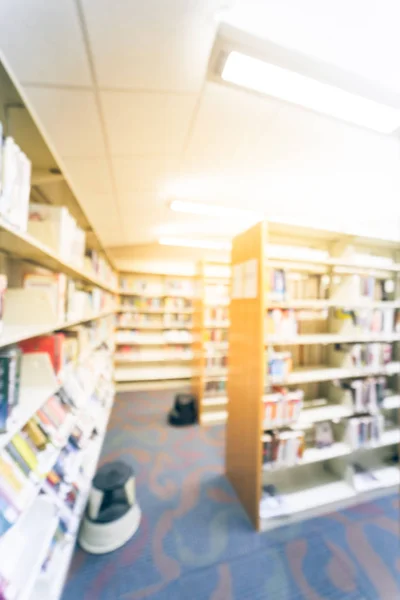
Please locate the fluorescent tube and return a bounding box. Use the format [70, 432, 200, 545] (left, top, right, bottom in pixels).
[159, 237, 232, 251]
[222, 51, 400, 134]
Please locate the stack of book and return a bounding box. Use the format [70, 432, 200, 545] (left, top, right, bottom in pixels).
[331, 343, 393, 368]
[0, 125, 32, 232]
[0, 347, 22, 433]
[28, 204, 86, 268]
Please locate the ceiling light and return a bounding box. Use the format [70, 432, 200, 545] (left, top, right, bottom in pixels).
[221, 51, 400, 134]
[170, 199, 262, 222]
[159, 237, 232, 251]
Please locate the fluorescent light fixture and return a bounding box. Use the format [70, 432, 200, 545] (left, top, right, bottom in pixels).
[221, 51, 400, 134]
[170, 199, 262, 222]
[159, 236, 232, 251]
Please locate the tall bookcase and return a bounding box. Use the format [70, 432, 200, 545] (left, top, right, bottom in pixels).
[192, 262, 231, 425]
[227, 221, 400, 530]
[115, 271, 196, 390]
[0, 217, 118, 597]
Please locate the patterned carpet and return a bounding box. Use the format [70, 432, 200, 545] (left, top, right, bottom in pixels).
[63, 390, 400, 600]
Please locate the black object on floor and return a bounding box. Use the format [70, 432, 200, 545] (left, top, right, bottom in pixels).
[168, 394, 197, 426]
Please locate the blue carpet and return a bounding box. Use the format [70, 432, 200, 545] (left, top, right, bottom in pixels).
[63, 390, 400, 600]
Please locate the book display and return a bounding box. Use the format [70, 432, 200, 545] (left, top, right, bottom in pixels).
[0, 115, 117, 598]
[192, 262, 230, 425]
[226, 221, 400, 530]
[115, 272, 196, 389]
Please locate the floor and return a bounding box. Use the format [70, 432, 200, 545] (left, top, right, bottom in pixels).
[63, 390, 400, 600]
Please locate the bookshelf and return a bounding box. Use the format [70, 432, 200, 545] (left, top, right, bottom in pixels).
[191, 262, 231, 425]
[226, 221, 400, 530]
[115, 271, 196, 390]
[0, 108, 118, 597]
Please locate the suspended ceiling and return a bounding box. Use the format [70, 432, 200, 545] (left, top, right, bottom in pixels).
[1, 0, 400, 249]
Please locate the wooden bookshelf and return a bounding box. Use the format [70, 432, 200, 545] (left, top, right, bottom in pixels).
[191, 262, 231, 425]
[226, 221, 400, 531]
[115, 271, 197, 389]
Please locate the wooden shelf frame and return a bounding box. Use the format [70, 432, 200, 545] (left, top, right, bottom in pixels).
[226, 220, 400, 531]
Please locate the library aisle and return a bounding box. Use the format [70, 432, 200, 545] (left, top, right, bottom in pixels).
[63, 389, 399, 600]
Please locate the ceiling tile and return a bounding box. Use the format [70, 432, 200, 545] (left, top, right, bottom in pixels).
[62, 157, 113, 197]
[23, 86, 106, 158]
[82, 0, 219, 92]
[0, 0, 91, 86]
[112, 156, 180, 195]
[101, 91, 197, 154]
[224, 0, 400, 94]
[81, 193, 124, 247]
[186, 82, 281, 165]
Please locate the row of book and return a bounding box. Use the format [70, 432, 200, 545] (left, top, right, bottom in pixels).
[343, 378, 387, 414]
[332, 307, 400, 335]
[265, 307, 400, 337]
[120, 297, 193, 312]
[0, 352, 113, 596]
[28, 203, 86, 270]
[28, 203, 117, 287]
[345, 414, 384, 448]
[204, 328, 228, 343]
[116, 347, 193, 361]
[205, 355, 227, 370]
[262, 430, 304, 468]
[268, 269, 395, 303]
[263, 390, 304, 427]
[0, 128, 31, 232]
[0, 388, 75, 537]
[0, 321, 113, 434]
[205, 307, 229, 323]
[204, 379, 226, 395]
[0, 271, 115, 332]
[117, 313, 193, 328]
[119, 278, 195, 297]
[333, 343, 393, 368]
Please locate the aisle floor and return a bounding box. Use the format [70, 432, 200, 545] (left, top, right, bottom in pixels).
[63, 390, 400, 600]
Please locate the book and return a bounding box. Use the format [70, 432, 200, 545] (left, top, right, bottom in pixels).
[0, 347, 22, 433]
[0, 451, 30, 508]
[10, 433, 39, 472]
[23, 272, 67, 322]
[0, 274, 7, 335]
[19, 333, 65, 374]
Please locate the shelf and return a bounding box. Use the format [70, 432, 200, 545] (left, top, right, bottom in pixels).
[353, 465, 400, 493]
[295, 403, 354, 425]
[205, 321, 230, 328]
[115, 366, 194, 382]
[119, 290, 194, 299]
[116, 335, 193, 345]
[202, 396, 228, 407]
[262, 429, 400, 473]
[267, 299, 400, 310]
[0, 217, 117, 293]
[201, 410, 228, 425]
[266, 332, 400, 345]
[0, 496, 59, 600]
[31, 396, 114, 600]
[114, 352, 193, 363]
[381, 395, 400, 410]
[118, 307, 194, 315]
[117, 324, 192, 330]
[270, 362, 400, 385]
[266, 247, 400, 273]
[0, 308, 116, 350]
[204, 341, 229, 350]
